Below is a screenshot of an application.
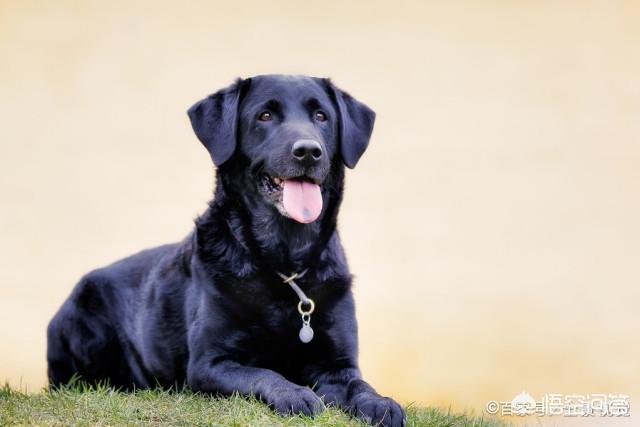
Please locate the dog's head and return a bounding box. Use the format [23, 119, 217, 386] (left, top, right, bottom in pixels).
[188, 75, 375, 224]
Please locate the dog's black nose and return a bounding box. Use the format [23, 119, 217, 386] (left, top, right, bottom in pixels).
[292, 139, 323, 165]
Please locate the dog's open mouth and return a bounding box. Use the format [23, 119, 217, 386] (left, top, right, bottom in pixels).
[259, 174, 323, 224]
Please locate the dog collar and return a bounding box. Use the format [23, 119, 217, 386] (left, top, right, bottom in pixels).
[276, 269, 315, 343]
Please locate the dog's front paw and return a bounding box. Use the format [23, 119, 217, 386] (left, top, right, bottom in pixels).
[350, 392, 406, 427]
[267, 385, 325, 417]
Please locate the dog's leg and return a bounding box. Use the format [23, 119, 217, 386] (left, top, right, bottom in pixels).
[47, 312, 78, 388]
[47, 275, 136, 389]
[308, 367, 406, 427]
[298, 292, 405, 426]
[187, 359, 324, 416]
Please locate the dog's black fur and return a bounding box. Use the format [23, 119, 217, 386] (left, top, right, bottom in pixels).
[47, 75, 405, 426]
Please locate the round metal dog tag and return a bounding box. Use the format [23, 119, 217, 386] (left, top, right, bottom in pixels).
[299, 324, 314, 343]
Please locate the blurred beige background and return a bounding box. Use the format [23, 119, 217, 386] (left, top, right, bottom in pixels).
[1, 0, 639, 424]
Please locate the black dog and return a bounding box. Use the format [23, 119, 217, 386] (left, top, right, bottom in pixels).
[47, 75, 405, 427]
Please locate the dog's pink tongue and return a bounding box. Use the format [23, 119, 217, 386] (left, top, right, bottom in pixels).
[282, 179, 322, 224]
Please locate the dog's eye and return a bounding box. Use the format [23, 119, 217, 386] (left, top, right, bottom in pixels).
[258, 111, 273, 122]
[314, 111, 327, 122]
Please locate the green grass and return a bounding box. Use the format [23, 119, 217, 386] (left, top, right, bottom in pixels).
[0, 383, 508, 427]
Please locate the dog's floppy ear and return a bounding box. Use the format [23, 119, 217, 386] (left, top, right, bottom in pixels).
[187, 78, 247, 166]
[326, 80, 376, 169]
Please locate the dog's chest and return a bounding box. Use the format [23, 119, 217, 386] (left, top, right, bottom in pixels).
[228, 278, 328, 360]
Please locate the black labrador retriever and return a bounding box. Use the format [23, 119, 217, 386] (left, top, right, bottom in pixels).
[47, 75, 405, 427]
